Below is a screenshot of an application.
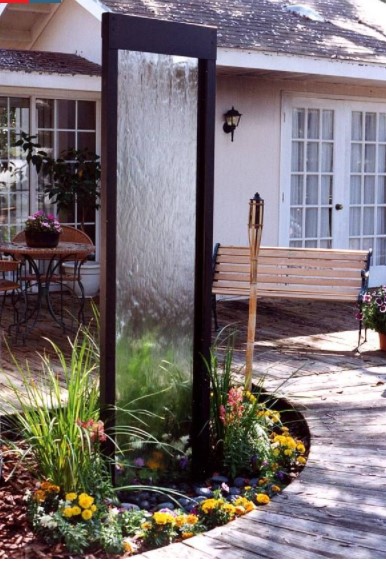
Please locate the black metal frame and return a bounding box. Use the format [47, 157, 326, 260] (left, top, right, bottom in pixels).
[100, 13, 217, 478]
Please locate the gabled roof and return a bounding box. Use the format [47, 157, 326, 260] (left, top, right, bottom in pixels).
[0, 48, 101, 76]
[99, 0, 386, 65]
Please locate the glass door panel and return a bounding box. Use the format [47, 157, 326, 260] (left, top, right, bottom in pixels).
[289, 107, 334, 248]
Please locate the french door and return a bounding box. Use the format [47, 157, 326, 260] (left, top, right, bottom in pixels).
[281, 95, 386, 286]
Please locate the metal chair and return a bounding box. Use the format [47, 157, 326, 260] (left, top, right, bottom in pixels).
[0, 258, 24, 332]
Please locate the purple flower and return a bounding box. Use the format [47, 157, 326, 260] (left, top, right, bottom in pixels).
[134, 457, 145, 468]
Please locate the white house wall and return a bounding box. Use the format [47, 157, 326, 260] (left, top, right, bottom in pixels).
[32, 0, 101, 64]
[214, 73, 386, 248]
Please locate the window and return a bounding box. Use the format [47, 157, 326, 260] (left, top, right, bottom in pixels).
[0, 96, 98, 243]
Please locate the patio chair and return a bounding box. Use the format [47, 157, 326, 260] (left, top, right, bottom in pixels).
[0, 258, 24, 330]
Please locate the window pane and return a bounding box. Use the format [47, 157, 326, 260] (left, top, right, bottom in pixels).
[321, 208, 331, 237]
[322, 110, 334, 140]
[57, 100, 75, 129]
[38, 131, 54, 158]
[290, 208, 302, 239]
[78, 132, 96, 152]
[364, 176, 375, 204]
[306, 175, 318, 204]
[37, 98, 54, 129]
[378, 145, 386, 173]
[364, 144, 375, 172]
[378, 176, 386, 204]
[321, 142, 333, 172]
[305, 208, 317, 237]
[350, 207, 361, 236]
[9, 97, 29, 131]
[363, 207, 374, 235]
[78, 101, 96, 130]
[291, 175, 303, 205]
[306, 142, 318, 172]
[291, 141, 304, 171]
[0, 97, 7, 128]
[350, 176, 361, 204]
[379, 114, 386, 142]
[377, 238, 386, 264]
[321, 175, 332, 205]
[58, 131, 75, 153]
[365, 112, 376, 141]
[307, 109, 319, 139]
[377, 208, 386, 235]
[352, 111, 362, 141]
[351, 143, 362, 173]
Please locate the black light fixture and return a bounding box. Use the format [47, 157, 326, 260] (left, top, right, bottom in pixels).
[223, 106, 242, 141]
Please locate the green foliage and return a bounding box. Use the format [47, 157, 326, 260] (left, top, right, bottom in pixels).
[115, 332, 192, 444]
[4, 330, 101, 492]
[13, 131, 101, 229]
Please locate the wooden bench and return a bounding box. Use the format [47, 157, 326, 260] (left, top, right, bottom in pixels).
[212, 244, 372, 339]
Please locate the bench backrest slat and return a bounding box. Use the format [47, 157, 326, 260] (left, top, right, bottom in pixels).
[212, 244, 371, 300]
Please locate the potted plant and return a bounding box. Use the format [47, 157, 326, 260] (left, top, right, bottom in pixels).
[14, 132, 101, 296]
[24, 210, 62, 248]
[358, 286, 386, 349]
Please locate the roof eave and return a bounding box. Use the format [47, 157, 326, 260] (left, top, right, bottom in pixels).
[0, 69, 101, 92]
[218, 48, 386, 85]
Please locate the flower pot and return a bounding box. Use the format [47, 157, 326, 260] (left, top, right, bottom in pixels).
[379, 332, 386, 351]
[25, 230, 60, 248]
[63, 261, 100, 298]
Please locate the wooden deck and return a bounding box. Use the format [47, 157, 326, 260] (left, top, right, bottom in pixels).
[131, 297, 386, 560]
[0, 293, 97, 416]
[1, 294, 386, 558]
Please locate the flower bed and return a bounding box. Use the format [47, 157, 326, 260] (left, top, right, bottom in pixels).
[0, 331, 309, 558]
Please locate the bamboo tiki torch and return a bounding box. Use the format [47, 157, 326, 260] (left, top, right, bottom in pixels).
[245, 193, 264, 391]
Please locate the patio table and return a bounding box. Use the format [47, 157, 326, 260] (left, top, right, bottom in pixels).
[0, 241, 95, 341]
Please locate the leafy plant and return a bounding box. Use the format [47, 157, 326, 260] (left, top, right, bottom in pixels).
[4, 331, 102, 493]
[13, 131, 101, 230]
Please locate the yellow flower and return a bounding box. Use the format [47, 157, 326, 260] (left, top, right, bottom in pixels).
[72, 506, 81, 516]
[181, 532, 194, 539]
[175, 515, 187, 528]
[62, 507, 74, 518]
[78, 493, 94, 509]
[297, 456, 307, 465]
[258, 478, 267, 485]
[297, 443, 306, 453]
[201, 499, 218, 513]
[186, 514, 198, 525]
[272, 485, 281, 493]
[65, 492, 77, 502]
[223, 503, 236, 515]
[152, 512, 175, 526]
[123, 540, 135, 553]
[272, 448, 280, 457]
[281, 426, 289, 433]
[256, 493, 270, 505]
[91, 504, 97, 513]
[81, 509, 93, 521]
[284, 449, 293, 457]
[244, 485, 251, 491]
[235, 506, 246, 516]
[141, 522, 151, 530]
[244, 501, 256, 512]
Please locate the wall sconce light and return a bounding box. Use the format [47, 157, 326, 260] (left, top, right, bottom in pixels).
[223, 106, 242, 142]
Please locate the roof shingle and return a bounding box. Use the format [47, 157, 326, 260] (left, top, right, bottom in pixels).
[100, 0, 386, 64]
[0, 48, 101, 76]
